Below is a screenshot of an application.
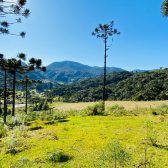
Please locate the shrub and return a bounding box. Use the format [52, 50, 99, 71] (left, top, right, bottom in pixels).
[156, 103, 168, 115]
[11, 115, 22, 126]
[65, 109, 78, 116]
[42, 100, 49, 112]
[100, 139, 131, 167]
[4, 123, 27, 153]
[48, 151, 70, 163]
[145, 120, 158, 146]
[29, 106, 34, 112]
[5, 137, 20, 153]
[82, 101, 105, 116]
[0, 126, 5, 138]
[107, 104, 126, 116]
[152, 111, 158, 115]
[7, 109, 12, 115]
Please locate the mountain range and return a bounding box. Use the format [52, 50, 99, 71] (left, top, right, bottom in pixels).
[27, 60, 150, 84]
[40, 61, 126, 83]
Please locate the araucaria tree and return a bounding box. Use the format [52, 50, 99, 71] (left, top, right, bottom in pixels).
[0, 53, 46, 119]
[92, 21, 120, 101]
[9, 55, 46, 116]
[19, 75, 42, 114]
[8, 54, 26, 116]
[161, 0, 168, 17]
[0, 54, 8, 123]
[0, 0, 30, 37]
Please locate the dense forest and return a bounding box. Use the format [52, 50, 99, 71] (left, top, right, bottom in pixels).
[43, 69, 168, 102]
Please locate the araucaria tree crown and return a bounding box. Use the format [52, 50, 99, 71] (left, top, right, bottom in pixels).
[0, 0, 30, 37]
[92, 21, 120, 102]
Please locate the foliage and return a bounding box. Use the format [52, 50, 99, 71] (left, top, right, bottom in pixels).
[0, 124, 8, 138]
[48, 151, 70, 163]
[101, 139, 131, 167]
[42, 100, 49, 112]
[107, 104, 127, 116]
[0, 0, 30, 37]
[50, 69, 168, 102]
[82, 101, 105, 116]
[64, 87, 72, 102]
[11, 115, 22, 126]
[36, 84, 44, 93]
[156, 103, 168, 115]
[161, 0, 168, 17]
[92, 21, 120, 101]
[0, 104, 168, 167]
[52, 71, 133, 102]
[145, 120, 158, 146]
[4, 123, 27, 154]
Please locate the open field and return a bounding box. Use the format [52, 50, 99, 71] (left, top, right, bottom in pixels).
[51, 100, 168, 111]
[0, 101, 168, 167]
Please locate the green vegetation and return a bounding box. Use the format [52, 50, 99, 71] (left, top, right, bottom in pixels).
[48, 69, 168, 102]
[0, 102, 168, 167]
[161, 0, 168, 17]
[0, 0, 30, 37]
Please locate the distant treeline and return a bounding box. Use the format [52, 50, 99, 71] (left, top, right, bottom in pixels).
[43, 69, 168, 102]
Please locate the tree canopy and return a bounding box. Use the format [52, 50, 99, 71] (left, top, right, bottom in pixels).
[161, 0, 168, 17]
[0, 0, 30, 37]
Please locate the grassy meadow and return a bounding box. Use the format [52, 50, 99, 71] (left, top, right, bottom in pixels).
[0, 101, 168, 167]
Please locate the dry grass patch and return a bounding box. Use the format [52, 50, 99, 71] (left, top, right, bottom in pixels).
[50, 100, 168, 111]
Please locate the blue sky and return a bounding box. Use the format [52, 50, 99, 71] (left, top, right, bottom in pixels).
[1, 0, 168, 71]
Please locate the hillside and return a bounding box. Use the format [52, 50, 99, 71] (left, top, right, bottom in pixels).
[42, 61, 126, 83]
[18, 61, 126, 83]
[51, 69, 168, 101]
[52, 71, 133, 101]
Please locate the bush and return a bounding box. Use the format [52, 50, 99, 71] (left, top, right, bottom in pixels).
[65, 109, 78, 116]
[4, 123, 27, 154]
[152, 111, 158, 115]
[157, 103, 168, 115]
[29, 106, 34, 112]
[11, 115, 22, 126]
[145, 120, 158, 146]
[7, 109, 11, 115]
[48, 151, 70, 163]
[0, 126, 5, 138]
[107, 104, 126, 116]
[82, 101, 105, 116]
[100, 139, 131, 167]
[42, 100, 49, 112]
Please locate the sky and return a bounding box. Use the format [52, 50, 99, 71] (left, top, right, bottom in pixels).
[0, 0, 168, 71]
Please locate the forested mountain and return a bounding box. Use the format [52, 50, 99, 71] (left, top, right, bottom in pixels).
[51, 69, 168, 102]
[46, 61, 125, 76]
[41, 61, 126, 83]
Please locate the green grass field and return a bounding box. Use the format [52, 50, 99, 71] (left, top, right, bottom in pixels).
[0, 101, 168, 167]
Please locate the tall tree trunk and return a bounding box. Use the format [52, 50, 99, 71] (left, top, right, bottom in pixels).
[12, 72, 16, 116]
[103, 32, 107, 102]
[25, 84, 28, 114]
[4, 69, 7, 123]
